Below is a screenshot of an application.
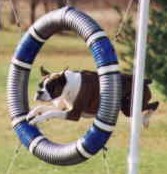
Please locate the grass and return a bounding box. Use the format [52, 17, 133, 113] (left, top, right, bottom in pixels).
[0, 30, 167, 174]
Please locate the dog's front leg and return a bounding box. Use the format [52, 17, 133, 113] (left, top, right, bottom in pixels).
[29, 109, 68, 125]
[27, 105, 56, 122]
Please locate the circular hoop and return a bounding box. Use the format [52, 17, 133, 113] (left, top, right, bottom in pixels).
[7, 6, 121, 166]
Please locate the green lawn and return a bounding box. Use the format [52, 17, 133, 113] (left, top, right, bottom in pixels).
[0, 30, 167, 174]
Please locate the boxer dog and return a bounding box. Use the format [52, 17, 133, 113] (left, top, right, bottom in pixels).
[27, 66, 159, 128]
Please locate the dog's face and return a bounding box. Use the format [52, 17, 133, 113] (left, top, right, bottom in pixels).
[34, 66, 67, 101]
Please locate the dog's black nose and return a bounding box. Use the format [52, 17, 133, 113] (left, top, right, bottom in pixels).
[37, 91, 44, 95]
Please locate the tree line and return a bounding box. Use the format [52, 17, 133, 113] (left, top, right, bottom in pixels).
[0, 0, 132, 29]
[118, 0, 167, 98]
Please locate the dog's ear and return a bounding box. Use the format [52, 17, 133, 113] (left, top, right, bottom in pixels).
[61, 66, 69, 74]
[40, 66, 50, 76]
[63, 66, 69, 71]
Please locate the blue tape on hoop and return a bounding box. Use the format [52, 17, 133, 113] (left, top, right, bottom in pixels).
[82, 126, 111, 154]
[14, 33, 44, 64]
[14, 121, 42, 148]
[90, 37, 118, 67]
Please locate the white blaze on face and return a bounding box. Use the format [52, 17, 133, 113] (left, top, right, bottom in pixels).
[34, 78, 52, 101]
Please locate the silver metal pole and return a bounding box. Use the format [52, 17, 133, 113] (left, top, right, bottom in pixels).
[0, 0, 2, 29]
[128, 0, 150, 174]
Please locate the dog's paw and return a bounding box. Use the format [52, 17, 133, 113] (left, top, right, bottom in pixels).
[28, 111, 52, 125]
[26, 112, 37, 124]
[142, 116, 149, 128]
[26, 107, 43, 123]
[27, 112, 46, 125]
[28, 116, 46, 125]
[142, 109, 154, 128]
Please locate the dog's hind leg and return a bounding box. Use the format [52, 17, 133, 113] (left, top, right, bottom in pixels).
[142, 101, 159, 128]
[142, 110, 155, 128]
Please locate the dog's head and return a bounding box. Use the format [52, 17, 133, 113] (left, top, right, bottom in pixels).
[121, 74, 159, 117]
[34, 66, 67, 101]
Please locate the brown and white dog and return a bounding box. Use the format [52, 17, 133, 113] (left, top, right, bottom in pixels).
[27, 67, 159, 127]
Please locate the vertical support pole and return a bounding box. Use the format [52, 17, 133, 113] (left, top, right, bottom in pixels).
[0, 0, 2, 29]
[128, 0, 150, 174]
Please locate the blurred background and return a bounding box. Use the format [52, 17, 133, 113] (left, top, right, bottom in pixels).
[0, 0, 167, 174]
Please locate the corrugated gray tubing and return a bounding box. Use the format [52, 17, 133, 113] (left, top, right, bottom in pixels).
[7, 6, 122, 166]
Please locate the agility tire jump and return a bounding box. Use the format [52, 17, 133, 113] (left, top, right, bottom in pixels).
[7, 6, 121, 166]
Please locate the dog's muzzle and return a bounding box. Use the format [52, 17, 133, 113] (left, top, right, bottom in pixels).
[34, 90, 52, 101]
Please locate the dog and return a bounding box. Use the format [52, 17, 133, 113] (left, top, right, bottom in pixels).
[27, 66, 159, 128]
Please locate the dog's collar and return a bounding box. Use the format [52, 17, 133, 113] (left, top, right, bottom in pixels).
[60, 70, 81, 105]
